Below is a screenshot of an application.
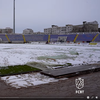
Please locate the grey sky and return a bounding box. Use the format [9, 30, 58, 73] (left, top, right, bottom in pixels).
[1, 0, 100, 33]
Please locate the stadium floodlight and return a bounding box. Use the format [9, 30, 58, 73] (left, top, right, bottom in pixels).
[13, 0, 15, 34]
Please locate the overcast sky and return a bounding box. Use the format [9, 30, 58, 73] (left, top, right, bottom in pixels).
[0, 0, 100, 33]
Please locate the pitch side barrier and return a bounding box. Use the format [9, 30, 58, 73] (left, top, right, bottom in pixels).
[0, 33, 100, 43]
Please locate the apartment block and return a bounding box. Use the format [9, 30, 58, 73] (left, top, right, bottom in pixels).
[66, 25, 73, 33]
[0, 27, 13, 34]
[44, 21, 99, 34]
[44, 25, 73, 34]
[44, 28, 52, 34]
[23, 28, 34, 34]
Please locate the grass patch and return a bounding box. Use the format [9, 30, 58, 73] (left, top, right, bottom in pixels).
[0, 65, 41, 76]
[66, 63, 72, 66]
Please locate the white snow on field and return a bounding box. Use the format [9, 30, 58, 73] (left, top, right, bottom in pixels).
[0, 42, 100, 88]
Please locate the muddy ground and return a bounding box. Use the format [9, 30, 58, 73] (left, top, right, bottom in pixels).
[0, 70, 100, 99]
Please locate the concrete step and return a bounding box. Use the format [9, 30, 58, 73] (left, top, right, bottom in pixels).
[41, 63, 100, 78]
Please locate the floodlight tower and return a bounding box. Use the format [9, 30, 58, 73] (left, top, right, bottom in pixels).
[13, 0, 15, 34]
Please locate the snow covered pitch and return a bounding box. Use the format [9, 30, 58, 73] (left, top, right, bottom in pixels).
[0, 42, 100, 88]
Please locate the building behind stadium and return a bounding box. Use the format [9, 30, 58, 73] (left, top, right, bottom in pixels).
[0, 21, 99, 34]
[0, 27, 13, 34]
[44, 21, 99, 35]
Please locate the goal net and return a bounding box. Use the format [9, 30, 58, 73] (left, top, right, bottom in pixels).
[57, 36, 67, 42]
[50, 36, 67, 43]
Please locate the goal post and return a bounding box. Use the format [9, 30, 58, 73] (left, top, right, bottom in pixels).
[57, 36, 67, 42]
[50, 36, 67, 43]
